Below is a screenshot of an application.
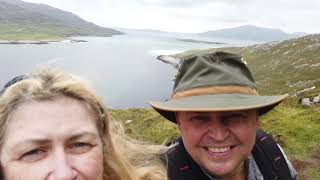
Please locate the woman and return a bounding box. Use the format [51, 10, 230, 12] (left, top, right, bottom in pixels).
[0, 69, 166, 180]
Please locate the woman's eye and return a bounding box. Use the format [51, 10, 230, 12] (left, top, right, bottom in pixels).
[20, 149, 46, 162]
[68, 142, 93, 154]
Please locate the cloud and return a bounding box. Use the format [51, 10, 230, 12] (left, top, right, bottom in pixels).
[135, 0, 256, 7]
[22, 0, 320, 33]
[135, 0, 212, 7]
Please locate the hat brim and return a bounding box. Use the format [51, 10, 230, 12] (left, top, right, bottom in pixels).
[149, 94, 288, 123]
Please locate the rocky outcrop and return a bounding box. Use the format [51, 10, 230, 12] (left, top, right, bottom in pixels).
[300, 95, 320, 106]
[156, 55, 180, 68]
[70, 39, 88, 43]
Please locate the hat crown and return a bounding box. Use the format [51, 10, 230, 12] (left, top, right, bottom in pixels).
[173, 51, 256, 94]
[150, 51, 287, 123]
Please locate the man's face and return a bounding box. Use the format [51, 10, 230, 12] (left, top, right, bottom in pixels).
[176, 110, 260, 179]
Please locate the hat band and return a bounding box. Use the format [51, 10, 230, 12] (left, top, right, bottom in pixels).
[171, 86, 258, 99]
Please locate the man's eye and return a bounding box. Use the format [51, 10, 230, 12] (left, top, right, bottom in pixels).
[20, 149, 46, 162]
[222, 113, 247, 123]
[68, 142, 93, 154]
[190, 115, 210, 122]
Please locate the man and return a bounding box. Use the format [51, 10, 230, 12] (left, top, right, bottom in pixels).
[150, 52, 297, 180]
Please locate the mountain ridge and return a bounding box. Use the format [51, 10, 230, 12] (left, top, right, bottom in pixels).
[0, 0, 123, 40]
[197, 25, 307, 41]
[116, 25, 308, 42]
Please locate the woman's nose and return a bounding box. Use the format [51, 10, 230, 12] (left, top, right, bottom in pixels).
[49, 150, 77, 180]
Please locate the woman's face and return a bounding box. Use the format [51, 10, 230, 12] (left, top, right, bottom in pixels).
[0, 96, 104, 180]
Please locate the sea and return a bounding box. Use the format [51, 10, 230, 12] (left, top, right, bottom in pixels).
[0, 32, 262, 108]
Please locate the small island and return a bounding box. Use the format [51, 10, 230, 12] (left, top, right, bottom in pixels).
[0, 39, 88, 45]
[176, 38, 226, 45]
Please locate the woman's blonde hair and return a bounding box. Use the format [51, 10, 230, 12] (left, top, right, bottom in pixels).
[0, 68, 166, 180]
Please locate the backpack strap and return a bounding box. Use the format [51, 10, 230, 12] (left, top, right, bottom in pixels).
[161, 138, 210, 180]
[252, 129, 293, 180]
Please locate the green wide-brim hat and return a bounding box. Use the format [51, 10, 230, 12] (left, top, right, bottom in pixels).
[149, 51, 288, 123]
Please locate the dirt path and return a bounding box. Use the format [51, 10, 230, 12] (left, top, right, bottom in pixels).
[292, 148, 320, 179]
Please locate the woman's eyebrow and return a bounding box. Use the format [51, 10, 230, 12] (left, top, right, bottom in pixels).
[8, 131, 99, 150]
[11, 138, 51, 148]
[68, 132, 99, 142]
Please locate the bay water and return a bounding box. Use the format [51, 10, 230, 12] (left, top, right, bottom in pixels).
[0, 33, 259, 108]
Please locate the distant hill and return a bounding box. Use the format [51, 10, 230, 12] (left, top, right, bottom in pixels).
[117, 25, 308, 43]
[0, 0, 123, 40]
[115, 27, 188, 38]
[170, 34, 320, 97]
[198, 25, 307, 42]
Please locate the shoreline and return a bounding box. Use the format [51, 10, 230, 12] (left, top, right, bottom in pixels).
[0, 34, 124, 45]
[156, 55, 180, 68]
[176, 38, 227, 45]
[0, 39, 88, 45]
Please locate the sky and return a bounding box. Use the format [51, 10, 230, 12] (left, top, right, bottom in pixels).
[22, 0, 320, 34]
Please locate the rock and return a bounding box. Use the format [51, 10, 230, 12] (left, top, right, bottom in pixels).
[296, 86, 316, 95]
[70, 39, 88, 43]
[156, 55, 180, 68]
[301, 98, 313, 106]
[300, 95, 320, 106]
[125, 120, 133, 124]
[313, 95, 320, 103]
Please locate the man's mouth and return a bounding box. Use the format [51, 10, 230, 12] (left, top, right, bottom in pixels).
[205, 145, 236, 157]
[208, 146, 230, 153]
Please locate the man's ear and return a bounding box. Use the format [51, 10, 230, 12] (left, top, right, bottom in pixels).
[256, 111, 261, 128]
[175, 112, 181, 131]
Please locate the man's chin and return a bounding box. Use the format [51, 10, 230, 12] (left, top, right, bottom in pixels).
[197, 151, 237, 178]
[202, 161, 235, 177]
[198, 154, 245, 179]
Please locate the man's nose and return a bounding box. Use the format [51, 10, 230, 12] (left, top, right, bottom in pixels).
[49, 150, 77, 180]
[206, 118, 229, 141]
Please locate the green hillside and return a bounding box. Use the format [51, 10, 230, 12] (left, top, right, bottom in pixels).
[111, 105, 320, 179]
[111, 35, 320, 179]
[0, 0, 123, 40]
[173, 34, 320, 97]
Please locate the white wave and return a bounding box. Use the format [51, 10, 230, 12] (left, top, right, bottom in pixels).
[36, 57, 65, 68]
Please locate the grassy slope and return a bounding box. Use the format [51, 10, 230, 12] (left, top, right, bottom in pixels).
[111, 34, 320, 179]
[0, 24, 58, 40]
[0, 0, 123, 40]
[110, 108, 179, 144]
[0, 23, 104, 40]
[111, 105, 320, 179]
[173, 34, 320, 96]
